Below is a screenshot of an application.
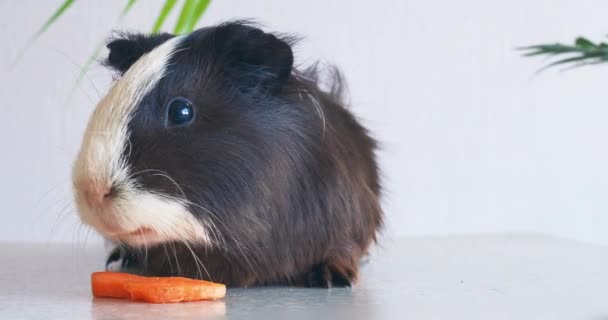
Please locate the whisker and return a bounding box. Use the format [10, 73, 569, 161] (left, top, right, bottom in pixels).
[162, 193, 259, 278]
[182, 240, 210, 281]
[129, 168, 260, 279]
[33, 178, 71, 214]
[162, 243, 175, 275]
[51, 48, 103, 100]
[169, 242, 182, 276]
[304, 91, 327, 138]
[82, 225, 93, 249]
[50, 201, 76, 235]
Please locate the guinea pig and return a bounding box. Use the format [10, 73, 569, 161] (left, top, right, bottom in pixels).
[72, 21, 382, 287]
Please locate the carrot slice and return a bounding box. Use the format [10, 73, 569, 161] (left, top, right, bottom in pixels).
[124, 278, 226, 303]
[91, 272, 144, 298]
[91, 272, 226, 303]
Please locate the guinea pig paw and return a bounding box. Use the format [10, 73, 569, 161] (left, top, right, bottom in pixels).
[105, 246, 140, 272]
[304, 263, 353, 288]
[305, 264, 332, 288]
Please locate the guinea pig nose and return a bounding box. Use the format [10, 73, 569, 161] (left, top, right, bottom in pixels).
[83, 183, 114, 208]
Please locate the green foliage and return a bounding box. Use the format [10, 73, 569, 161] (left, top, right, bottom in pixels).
[67, 0, 139, 104]
[150, 0, 211, 35]
[20, 0, 212, 105]
[28, 0, 76, 45]
[173, 0, 211, 34]
[10, 0, 77, 67]
[152, 0, 179, 33]
[519, 36, 608, 71]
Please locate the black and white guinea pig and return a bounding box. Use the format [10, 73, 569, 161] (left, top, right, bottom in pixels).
[72, 21, 382, 287]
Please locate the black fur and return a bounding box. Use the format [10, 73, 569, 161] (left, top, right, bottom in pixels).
[104, 21, 382, 287]
[105, 32, 175, 74]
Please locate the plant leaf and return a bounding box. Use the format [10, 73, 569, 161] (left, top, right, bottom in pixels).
[574, 37, 595, 48]
[11, 0, 76, 68]
[520, 44, 580, 55]
[520, 36, 608, 71]
[185, 0, 211, 33]
[152, 0, 178, 33]
[72, 0, 138, 90]
[173, 0, 197, 34]
[30, 0, 76, 43]
[543, 55, 599, 70]
[122, 0, 138, 15]
[64, 0, 139, 107]
[69, 41, 106, 96]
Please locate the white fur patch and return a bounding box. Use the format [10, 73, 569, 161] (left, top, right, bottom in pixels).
[72, 36, 210, 247]
[106, 258, 123, 272]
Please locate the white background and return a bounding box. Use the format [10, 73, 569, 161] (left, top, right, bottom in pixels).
[1, 0, 607, 245]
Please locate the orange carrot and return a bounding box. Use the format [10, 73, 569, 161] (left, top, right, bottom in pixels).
[124, 278, 226, 303]
[91, 272, 226, 303]
[91, 272, 143, 298]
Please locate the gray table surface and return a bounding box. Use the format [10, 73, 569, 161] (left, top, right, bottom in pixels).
[1, 233, 606, 319]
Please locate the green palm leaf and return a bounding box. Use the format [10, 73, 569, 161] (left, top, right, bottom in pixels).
[30, 0, 76, 44]
[122, 0, 138, 15]
[173, 0, 197, 34]
[64, 0, 139, 106]
[11, 0, 76, 67]
[17, 0, 212, 105]
[520, 36, 608, 71]
[186, 0, 211, 33]
[173, 0, 210, 34]
[152, 0, 179, 33]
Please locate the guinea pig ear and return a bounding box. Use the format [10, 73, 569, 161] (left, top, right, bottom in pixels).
[210, 23, 294, 94]
[105, 32, 175, 74]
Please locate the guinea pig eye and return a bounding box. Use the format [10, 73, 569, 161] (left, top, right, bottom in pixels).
[167, 97, 194, 126]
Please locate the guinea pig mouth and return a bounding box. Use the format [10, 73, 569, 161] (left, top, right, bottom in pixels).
[108, 226, 155, 237]
[105, 227, 167, 246]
